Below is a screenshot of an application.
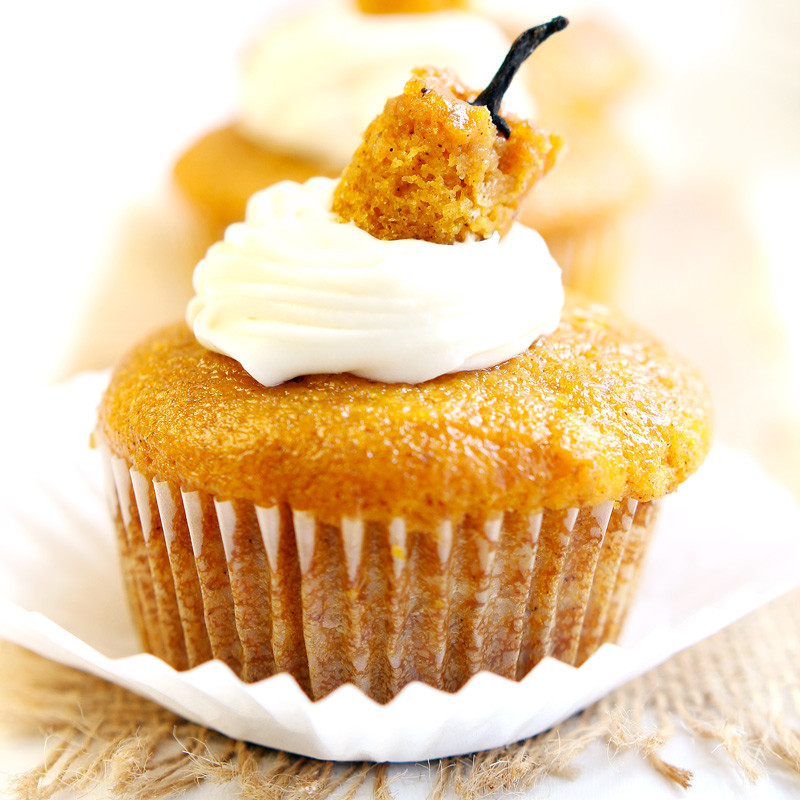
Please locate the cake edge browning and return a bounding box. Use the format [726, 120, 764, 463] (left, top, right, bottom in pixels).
[96, 293, 712, 530]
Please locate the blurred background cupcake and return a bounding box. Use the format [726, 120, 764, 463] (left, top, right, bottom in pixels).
[471, 0, 650, 298]
[173, 0, 648, 301]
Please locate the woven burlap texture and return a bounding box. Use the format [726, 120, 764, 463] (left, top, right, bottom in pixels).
[2, 586, 799, 799]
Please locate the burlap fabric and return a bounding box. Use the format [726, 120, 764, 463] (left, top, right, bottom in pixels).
[2, 585, 798, 798]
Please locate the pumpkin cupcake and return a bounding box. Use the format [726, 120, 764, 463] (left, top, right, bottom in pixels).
[99, 32, 710, 702]
[173, 0, 646, 300]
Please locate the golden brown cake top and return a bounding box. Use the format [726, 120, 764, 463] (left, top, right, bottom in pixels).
[97, 294, 712, 528]
[332, 66, 562, 244]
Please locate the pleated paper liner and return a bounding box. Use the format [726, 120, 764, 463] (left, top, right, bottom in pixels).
[99, 440, 658, 704]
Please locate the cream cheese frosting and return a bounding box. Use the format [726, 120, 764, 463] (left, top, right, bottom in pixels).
[187, 177, 564, 387]
[238, 1, 535, 167]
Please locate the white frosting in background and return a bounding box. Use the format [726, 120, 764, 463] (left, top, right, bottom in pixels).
[468, 0, 591, 32]
[238, 0, 536, 167]
[187, 178, 564, 387]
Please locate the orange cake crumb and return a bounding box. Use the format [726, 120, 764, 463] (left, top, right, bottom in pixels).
[332, 67, 563, 244]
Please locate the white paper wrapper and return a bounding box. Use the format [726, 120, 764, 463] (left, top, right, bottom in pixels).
[1, 371, 799, 762]
[97, 435, 658, 702]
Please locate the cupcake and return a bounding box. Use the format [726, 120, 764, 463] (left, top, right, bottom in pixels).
[98, 38, 711, 703]
[173, 0, 646, 300]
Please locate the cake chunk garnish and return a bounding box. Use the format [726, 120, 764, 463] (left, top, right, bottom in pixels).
[332, 18, 568, 244]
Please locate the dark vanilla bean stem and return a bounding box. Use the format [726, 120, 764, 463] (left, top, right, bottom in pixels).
[472, 16, 569, 137]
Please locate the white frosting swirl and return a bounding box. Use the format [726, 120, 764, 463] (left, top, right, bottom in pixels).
[239, 1, 535, 167]
[187, 178, 563, 386]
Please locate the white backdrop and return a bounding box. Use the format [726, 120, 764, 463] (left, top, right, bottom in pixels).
[1, 2, 799, 797]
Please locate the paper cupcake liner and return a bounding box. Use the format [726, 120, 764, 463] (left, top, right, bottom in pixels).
[99, 443, 658, 703]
